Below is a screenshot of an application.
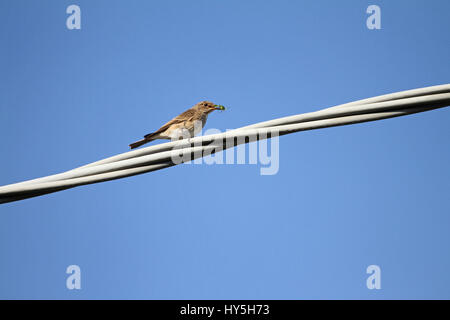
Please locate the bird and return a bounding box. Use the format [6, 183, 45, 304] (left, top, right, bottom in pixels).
[129, 101, 226, 149]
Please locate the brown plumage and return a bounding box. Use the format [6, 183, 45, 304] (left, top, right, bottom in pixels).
[129, 101, 225, 149]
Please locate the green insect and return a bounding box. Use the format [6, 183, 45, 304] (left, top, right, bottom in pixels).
[214, 105, 226, 111]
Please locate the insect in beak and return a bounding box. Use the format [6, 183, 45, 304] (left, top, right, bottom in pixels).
[214, 105, 226, 111]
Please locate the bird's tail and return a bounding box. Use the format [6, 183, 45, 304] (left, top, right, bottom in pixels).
[129, 137, 154, 149]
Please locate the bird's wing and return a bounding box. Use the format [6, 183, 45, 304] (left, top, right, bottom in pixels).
[144, 108, 196, 139]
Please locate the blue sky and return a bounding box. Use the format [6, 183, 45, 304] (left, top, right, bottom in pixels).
[0, 0, 449, 299]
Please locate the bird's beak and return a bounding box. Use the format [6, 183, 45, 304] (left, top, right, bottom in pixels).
[214, 105, 226, 111]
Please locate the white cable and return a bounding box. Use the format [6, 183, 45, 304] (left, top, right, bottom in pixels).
[1, 84, 449, 204]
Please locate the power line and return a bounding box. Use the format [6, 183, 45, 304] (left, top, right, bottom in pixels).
[1, 84, 449, 204]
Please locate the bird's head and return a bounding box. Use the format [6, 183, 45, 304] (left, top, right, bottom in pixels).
[196, 101, 226, 114]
